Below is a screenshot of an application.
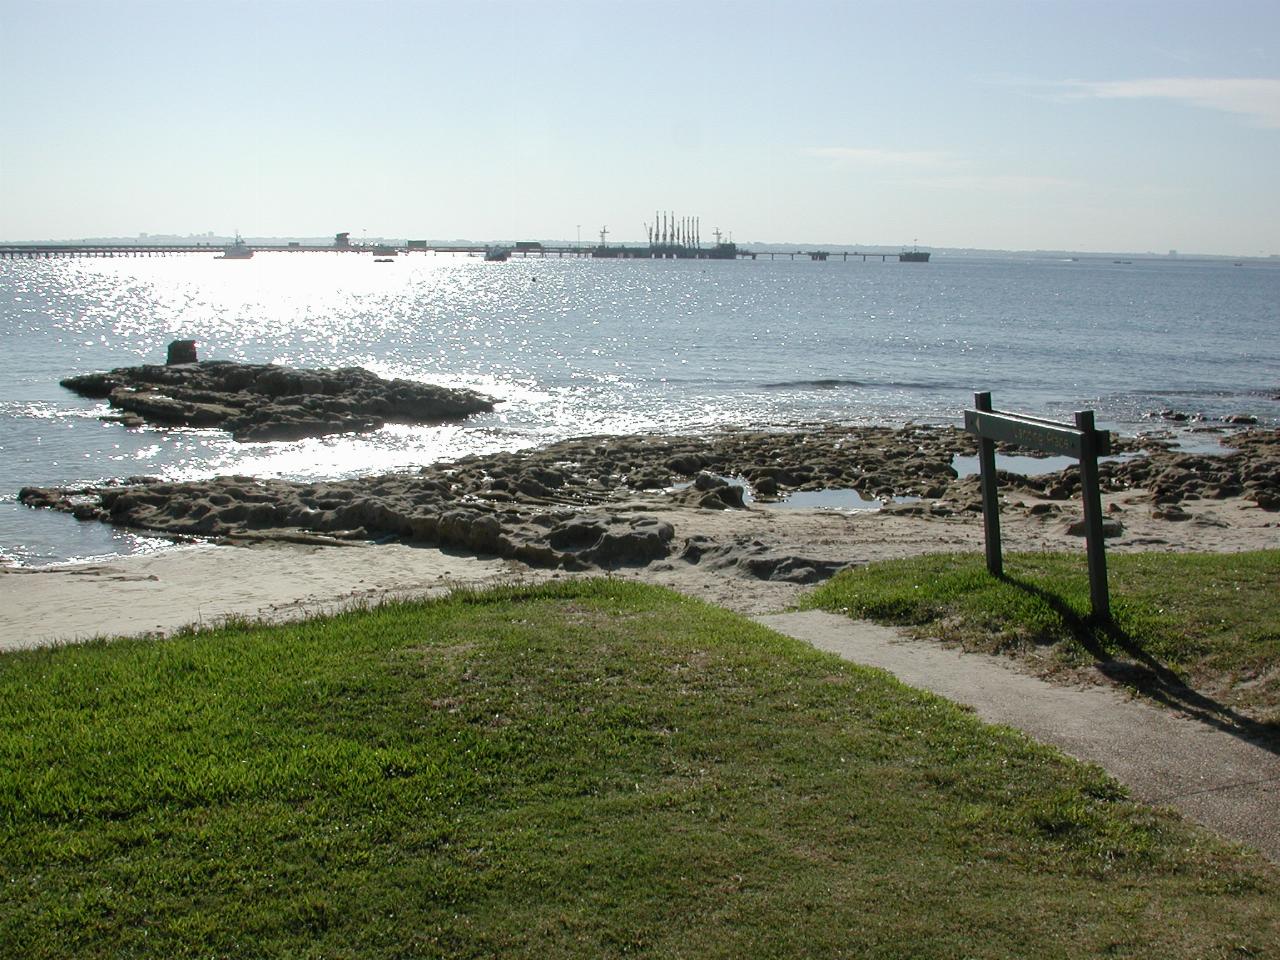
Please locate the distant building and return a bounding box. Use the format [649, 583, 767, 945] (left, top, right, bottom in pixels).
[335, 232, 351, 248]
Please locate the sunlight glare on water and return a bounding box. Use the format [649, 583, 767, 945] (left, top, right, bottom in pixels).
[1, 250, 1277, 564]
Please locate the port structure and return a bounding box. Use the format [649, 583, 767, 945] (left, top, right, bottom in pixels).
[588, 212, 742, 260]
[644, 211, 701, 256]
[0, 242, 933, 262]
[0, 225, 927, 263]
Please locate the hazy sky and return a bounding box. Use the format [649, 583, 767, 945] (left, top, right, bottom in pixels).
[2, 0, 1277, 254]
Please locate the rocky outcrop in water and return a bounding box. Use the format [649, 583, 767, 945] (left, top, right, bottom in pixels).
[60, 359, 496, 442]
[18, 425, 1277, 574]
[18, 425, 972, 570]
[17, 473, 676, 571]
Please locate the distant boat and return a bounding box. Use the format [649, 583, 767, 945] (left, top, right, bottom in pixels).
[216, 233, 254, 260]
[484, 246, 511, 262]
[373, 257, 396, 263]
[899, 239, 930, 262]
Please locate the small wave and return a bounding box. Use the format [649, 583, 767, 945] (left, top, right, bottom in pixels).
[1140, 387, 1260, 399]
[761, 378, 947, 391]
[763, 378, 864, 390]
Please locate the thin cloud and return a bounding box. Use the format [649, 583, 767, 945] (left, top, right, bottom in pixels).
[1063, 77, 1280, 129]
[806, 147, 953, 166]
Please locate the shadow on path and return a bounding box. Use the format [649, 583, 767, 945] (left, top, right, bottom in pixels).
[1001, 572, 1279, 757]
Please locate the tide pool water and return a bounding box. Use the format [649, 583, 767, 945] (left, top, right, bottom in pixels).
[2, 251, 1276, 564]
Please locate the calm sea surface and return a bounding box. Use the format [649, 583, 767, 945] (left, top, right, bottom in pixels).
[2, 251, 1277, 565]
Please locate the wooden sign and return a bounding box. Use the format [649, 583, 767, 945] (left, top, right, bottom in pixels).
[963, 392, 1112, 622]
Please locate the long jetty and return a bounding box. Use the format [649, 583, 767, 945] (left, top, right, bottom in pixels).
[0, 243, 911, 262]
[0, 243, 604, 260]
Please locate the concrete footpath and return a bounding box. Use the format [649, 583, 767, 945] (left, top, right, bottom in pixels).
[754, 610, 1279, 864]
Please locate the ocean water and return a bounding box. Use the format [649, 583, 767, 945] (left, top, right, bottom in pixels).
[2, 251, 1277, 565]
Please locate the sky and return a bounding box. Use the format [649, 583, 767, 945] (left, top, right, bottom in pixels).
[1, 0, 1278, 255]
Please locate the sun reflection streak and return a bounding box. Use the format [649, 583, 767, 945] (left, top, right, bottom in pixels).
[4, 251, 1276, 565]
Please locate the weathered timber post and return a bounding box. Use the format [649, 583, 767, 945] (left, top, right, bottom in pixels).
[1076, 409, 1110, 622]
[964, 392, 1113, 623]
[974, 391, 1003, 576]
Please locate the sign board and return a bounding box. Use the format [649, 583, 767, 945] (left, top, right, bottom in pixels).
[963, 409, 1112, 458]
[963, 392, 1112, 622]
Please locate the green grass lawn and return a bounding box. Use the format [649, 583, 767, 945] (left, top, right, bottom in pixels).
[2, 579, 1276, 958]
[804, 550, 1280, 738]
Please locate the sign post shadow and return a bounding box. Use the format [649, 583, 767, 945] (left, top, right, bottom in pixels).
[963, 391, 1112, 623]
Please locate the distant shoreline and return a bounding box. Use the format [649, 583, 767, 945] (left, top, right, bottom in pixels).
[3, 238, 1276, 263]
